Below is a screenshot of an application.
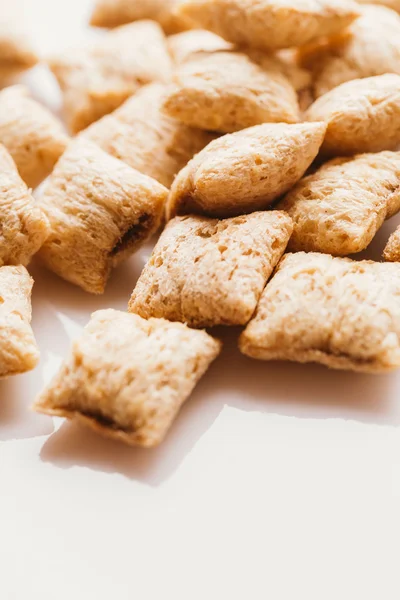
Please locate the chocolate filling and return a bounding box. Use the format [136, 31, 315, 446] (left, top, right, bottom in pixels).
[80, 409, 132, 433]
[111, 214, 151, 257]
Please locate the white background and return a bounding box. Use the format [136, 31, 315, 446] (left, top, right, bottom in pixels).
[1, 1, 400, 598]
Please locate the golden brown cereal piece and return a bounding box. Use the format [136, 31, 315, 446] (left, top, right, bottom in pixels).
[298, 6, 400, 98]
[167, 121, 326, 219]
[278, 151, 400, 256]
[0, 145, 49, 267]
[383, 227, 400, 262]
[168, 39, 312, 115]
[129, 211, 293, 327]
[90, 0, 191, 33]
[0, 19, 38, 74]
[49, 21, 173, 133]
[161, 51, 300, 133]
[0, 86, 69, 189]
[37, 140, 167, 294]
[306, 75, 400, 156]
[176, 0, 360, 51]
[240, 252, 400, 373]
[33, 309, 221, 447]
[168, 29, 233, 64]
[0, 265, 39, 377]
[81, 83, 214, 188]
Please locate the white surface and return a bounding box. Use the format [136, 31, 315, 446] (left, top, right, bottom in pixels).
[1, 2, 400, 598]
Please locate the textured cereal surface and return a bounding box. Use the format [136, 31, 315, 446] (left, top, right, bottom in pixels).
[0, 86, 69, 188]
[278, 151, 400, 256]
[167, 121, 326, 218]
[298, 6, 400, 97]
[49, 21, 173, 133]
[38, 140, 167, 294]
[384, 227, 400, 262]
[177, 0, 359, 50]
[0, 145, 49, 267]
[161, 51, 300, 133]
[33, 309, 221, 447]
[0, 265, 39, 377]
[129, 211, 293, 327]
[167, 29, 233, 64]
[240, 252, 400, 373]
[90, 0, 191, 33]
[81, 83, 214, 188]
[306, 75, 400, 156]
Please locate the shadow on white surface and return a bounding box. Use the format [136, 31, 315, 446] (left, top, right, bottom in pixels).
[3, 217, 400, 472]
[39, 326, 400, 486]
[0, 371, 54, 441]
[29, 252, 147, 319]
[4, 160, 400, 480]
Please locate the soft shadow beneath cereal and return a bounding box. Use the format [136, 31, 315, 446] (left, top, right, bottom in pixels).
[355, 211, 400, 262]
[0, 370, 54, 441]
[29, 247, 150, 319]
[39, 327, 400, 486]
[36, 216, 400, 485]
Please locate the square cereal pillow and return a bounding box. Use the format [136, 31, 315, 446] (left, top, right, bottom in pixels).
[240, 252, 400, 373]
[278, 151, 400, 256]
[129, 211, 293, 327]
[33, 309, 221, 447]
[167, 122, 326, 218]
[161, 50, 300, 133]
[38, 140, 167, 294]
[176, 0, 359, 50]
[49, 21, 172, 132]
[306, 74, 400, 156]
[298, 6, 400, 97]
